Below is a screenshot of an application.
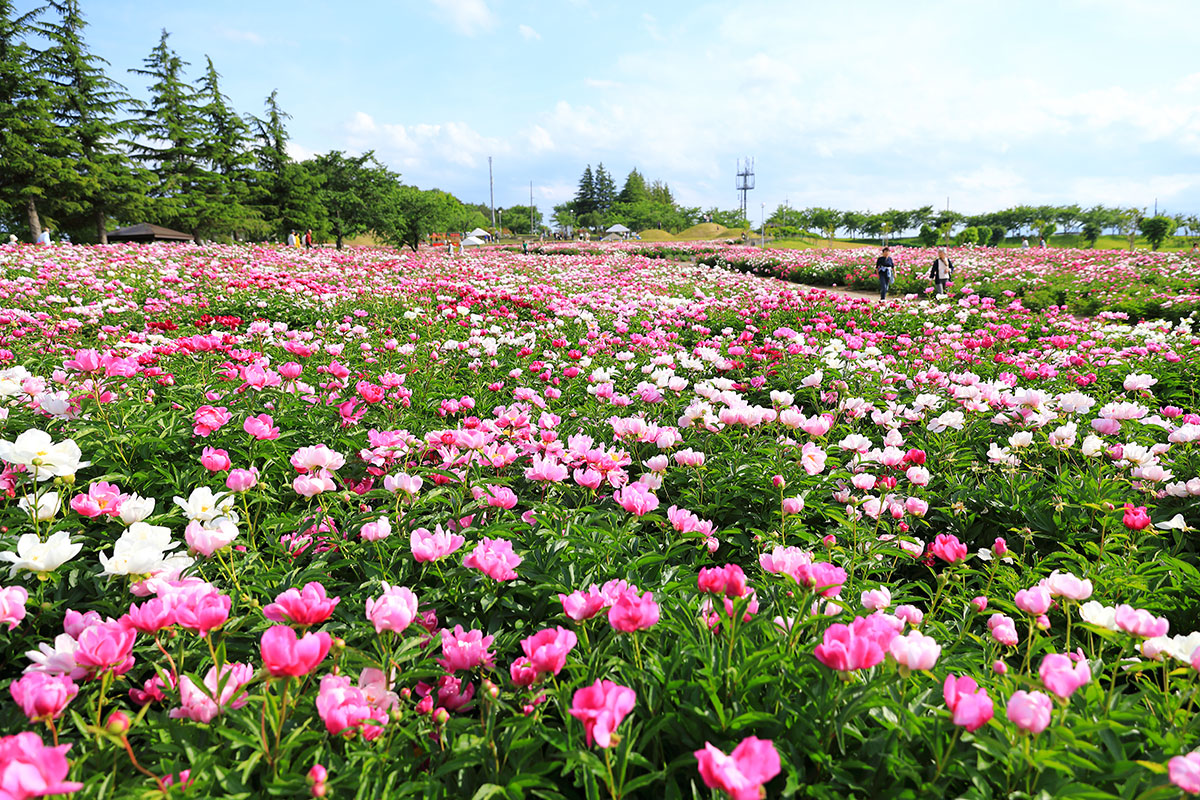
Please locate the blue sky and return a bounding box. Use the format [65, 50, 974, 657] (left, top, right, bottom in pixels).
[30, 0, 1200, 220]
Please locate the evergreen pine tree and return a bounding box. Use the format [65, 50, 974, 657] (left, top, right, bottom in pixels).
[0, 1, 65, 239]
[617, 168, 648, 204]
[247, 90, 323, 238]
[37, 0, 145, 242]
[126, 30, 208, 237]
[195, 56, 260, 239]
[593, 163, 616, 213]
[574, 165, 596, 217]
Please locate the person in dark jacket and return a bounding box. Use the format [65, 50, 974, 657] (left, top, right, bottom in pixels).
[929, 248, 953, 296]
[875, 246, 895, 300]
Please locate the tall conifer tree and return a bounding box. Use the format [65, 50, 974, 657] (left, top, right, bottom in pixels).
[38, 0, 144, 242]
[0, 1, 62, 238]
[126, 30, 208, 236]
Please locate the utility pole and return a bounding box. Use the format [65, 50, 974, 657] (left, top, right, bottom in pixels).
[489, 157, 495, 230]
[530, 181, 534, 234]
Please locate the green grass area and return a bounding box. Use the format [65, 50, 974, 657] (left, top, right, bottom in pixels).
[769, 236, 866, 250]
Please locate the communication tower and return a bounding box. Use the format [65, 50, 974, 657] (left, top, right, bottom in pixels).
[736, 158, 755, 220]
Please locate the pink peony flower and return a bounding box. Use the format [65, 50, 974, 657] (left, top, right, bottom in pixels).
[9, 673, 78, 722]
[365, 583, 419, 634]
[888, 630, 941, 671]
[1038, 653, 1092, 699]
[607, 589, 660, 632]
[263, 582, 341, 627]
[462, 538, 522, 581]
[814, 614, 898, 671]
[316, 674, 388, 740]
[1169, 753, 1200, 795]
[694, 736, 781, 800]
[259, 626, 331, 678]
[569, 680, 636, 748]
[1114, 604, 1169, 638]
[1043, 570, 1092, 601]
[0, 732, 84, 797]
[1006, 690, 1052, 735]
[483, 485, 518, 509]
[69, 481, 127, 518]
[437, 625, 495, 671]
[509, 657, 538, 688]
[520, 626, 577, 677]
[410, 525, 465, 562]
[199, 447, 231, 472]
[613, 482, 659, 516]
[1014, 585, 1052, 616]
[943, 674, 994, 732]
[930, 533, 968, 564]
[1121, 503, 1151, 531]
[172, 590, 231, 636]
[226, 467, 259, 492]
[293, 470, 336, 497]
[795, 561, 847, 597]
[559, 586, 608, 621]
[122, 597, 175, 634]
[988, 613, 1020, 647]
[243, 413, 281, 440]
[170, 663, 254, 723]
[192, 405, 232, 437]
[73, 620, 137, 678]
[0, 585, 28, 630]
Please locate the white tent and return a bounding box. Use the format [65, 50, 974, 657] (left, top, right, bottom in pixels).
[469, 227, 491, 240]
[606, 224, 631, 234]
[461, 236, 486, 247]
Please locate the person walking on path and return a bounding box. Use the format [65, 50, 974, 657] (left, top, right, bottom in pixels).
[875, 246, 895, 300]
[304, 230, 313, 249]
[930, 248, 954, 296]
[287, 230, 297, 247]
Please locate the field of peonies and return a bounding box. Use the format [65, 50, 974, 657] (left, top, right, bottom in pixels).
[688, 244, 1200, 321]
[0, 241, 1197, 799]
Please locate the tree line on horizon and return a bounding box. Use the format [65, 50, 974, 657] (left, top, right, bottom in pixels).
[554, 163, 1193, 250]
[761, 204, 1195, 250]
[0, 0, 513, 248]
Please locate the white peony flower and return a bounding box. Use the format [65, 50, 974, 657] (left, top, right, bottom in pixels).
[1078, 601, 1119, 631]
[173, 487, 236, 523]
[0, 531, 83, 577]
[17, 490, 61, 521]
[0, 429, 90, 480]
[118, 494, 156, 525]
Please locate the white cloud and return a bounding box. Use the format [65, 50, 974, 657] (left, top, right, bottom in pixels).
[642, 13, 664, 42]
[1067, 174, 1200, 208]
[430, 0, 495, 36]
[285, 141, 319, 162]
[217, 28, 265, 46]
[526, 125, 555, 153]
[342, 112, 507, 173]
[518, 24, 541, 41]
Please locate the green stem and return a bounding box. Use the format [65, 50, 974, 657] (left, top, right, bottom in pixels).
[603, 746, 620, 800]
[930, 726, 962, 785]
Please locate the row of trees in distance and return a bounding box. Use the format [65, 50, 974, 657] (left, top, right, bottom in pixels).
[0, 1, 497, 247]
[764, 204, 1194, 250]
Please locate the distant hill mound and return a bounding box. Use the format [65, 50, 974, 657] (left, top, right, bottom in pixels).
[638, 229, 674, 241]
[675, 222, 729, 240]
